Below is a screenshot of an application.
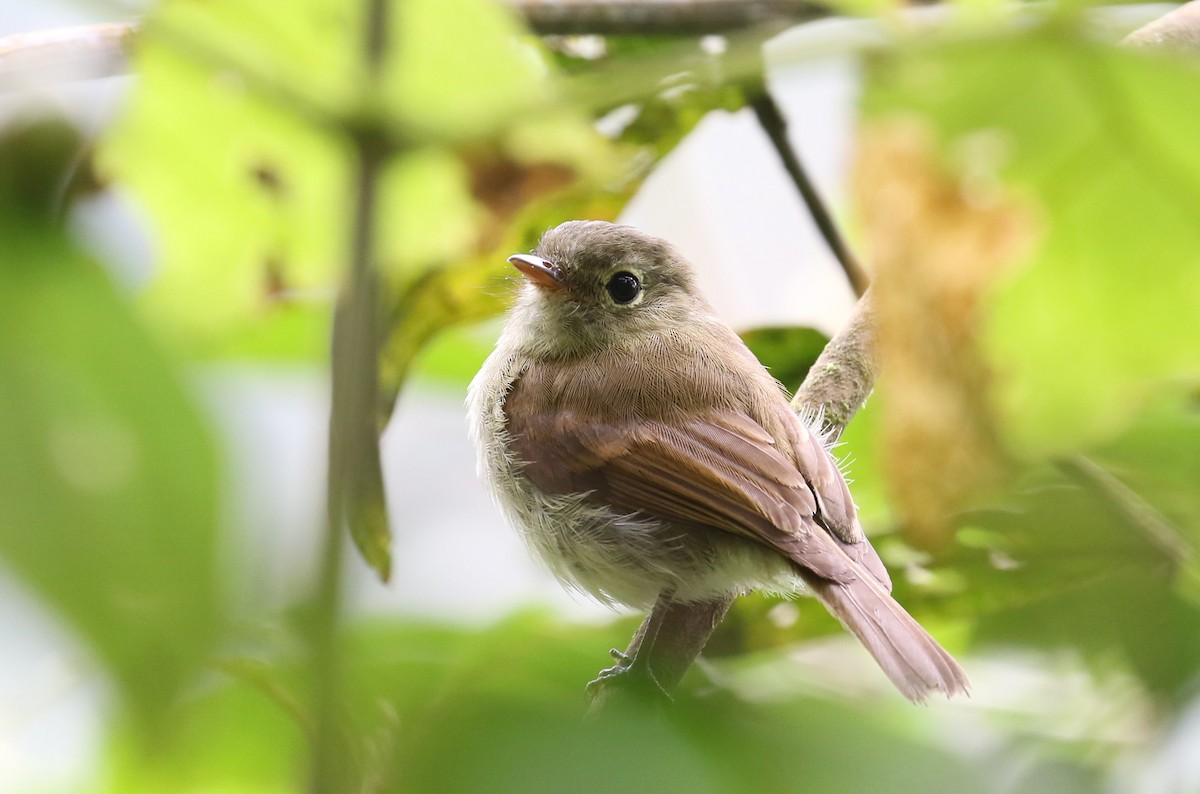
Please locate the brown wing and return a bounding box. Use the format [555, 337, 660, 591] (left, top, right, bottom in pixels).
[506, 395, 889, 589]
[773, 400, 860, 543]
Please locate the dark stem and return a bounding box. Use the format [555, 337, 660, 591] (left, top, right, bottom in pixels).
[750, 91, 870, 297]
[518, 0, 825, 35]
[364, 0, 389, 71]
[310, 0, 391, 791]
[313, 138, 385, 794]
[0, 2, 830, 91]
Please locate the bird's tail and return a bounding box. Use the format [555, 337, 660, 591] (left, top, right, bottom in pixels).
[804, 571, 969, 702]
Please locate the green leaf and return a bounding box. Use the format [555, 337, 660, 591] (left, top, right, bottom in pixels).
[341, 616, 993, 792]
[105, 659, 308, 792]
[140, 614, 997, 792]
[386, 0, 546, 139]
[863, 26, 1200, 456]
[96, 0, 554, 361]
[0, 121, 223, 728]
[834, 392, 891, 527]
[741, 326, 830, 392]
[948, 461, 1200, 697]
[97, 12, 348, 359]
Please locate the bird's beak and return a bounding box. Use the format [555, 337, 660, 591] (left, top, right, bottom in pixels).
[508, 254, 564, 291]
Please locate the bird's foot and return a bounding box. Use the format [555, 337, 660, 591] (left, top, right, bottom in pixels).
[586, 656, 672, 703]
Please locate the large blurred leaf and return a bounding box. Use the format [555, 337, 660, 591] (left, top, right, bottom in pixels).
[921, 389, 1200, 697]
[97, 0, 610, 361]
[0, 121, 223, 728]
[340, 616, 991, 793]
[105, 669, 308, 793]
[862, 27, 1200, 458]
[98, 6, 348, 358]
[386, 0, 546, 138]
[109, 613, 998, 792]
[956, 470, 1200, 698]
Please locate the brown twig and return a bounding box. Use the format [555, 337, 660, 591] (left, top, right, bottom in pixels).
[6, 0, 1199, 94]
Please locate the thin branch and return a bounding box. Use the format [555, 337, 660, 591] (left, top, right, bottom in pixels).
[791, 288, 879, 433]
[750, 91, 870, 297]
[518, 0, 825, 35]
[0, 21, 134, 90]
[7, 0, 1198, 95]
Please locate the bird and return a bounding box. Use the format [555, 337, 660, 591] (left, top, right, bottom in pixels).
[468, 220, 968, 702]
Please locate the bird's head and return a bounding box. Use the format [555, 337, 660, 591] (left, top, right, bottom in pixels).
[505, 220, 710, 359]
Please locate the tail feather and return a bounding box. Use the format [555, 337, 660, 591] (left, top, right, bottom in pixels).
[803, 571, 969, 702]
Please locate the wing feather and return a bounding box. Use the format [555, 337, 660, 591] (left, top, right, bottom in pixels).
[507, 389, 886, 587]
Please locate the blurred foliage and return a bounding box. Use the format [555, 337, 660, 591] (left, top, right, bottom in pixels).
[106, 615, 1005, 793]
[862, 29, 1200, 458]
[1, 0, 1199, 792]
[741, 325, 830, 389]
[849, 8, 1200, 717]
[0, 121, 223, 731]
[97, 0, 619, 362]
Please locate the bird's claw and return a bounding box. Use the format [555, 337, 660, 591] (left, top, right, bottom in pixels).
[586, 660, 672, 702]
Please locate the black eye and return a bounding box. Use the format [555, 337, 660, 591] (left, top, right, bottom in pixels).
[606, 271, 641, 304]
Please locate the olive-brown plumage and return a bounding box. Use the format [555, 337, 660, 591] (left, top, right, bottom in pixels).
[469, 220, 968, 701]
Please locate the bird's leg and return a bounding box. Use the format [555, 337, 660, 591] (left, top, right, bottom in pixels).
[588, 593, 735, 710]
[587, 590, 675, 701]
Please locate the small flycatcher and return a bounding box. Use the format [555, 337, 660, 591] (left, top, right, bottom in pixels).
[469, 220, 968, 701]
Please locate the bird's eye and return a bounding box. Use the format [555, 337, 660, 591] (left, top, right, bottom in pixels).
[605, 271, 641, 304]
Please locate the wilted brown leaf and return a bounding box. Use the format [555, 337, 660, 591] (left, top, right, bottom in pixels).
[461, 146, 577, 252]
[854, 118, 1040, 546]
